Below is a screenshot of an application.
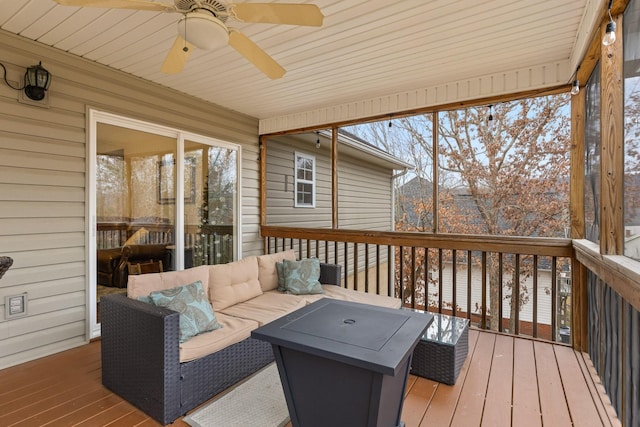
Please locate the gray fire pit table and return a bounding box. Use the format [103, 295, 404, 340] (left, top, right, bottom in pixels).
[252, 299, 433, 427]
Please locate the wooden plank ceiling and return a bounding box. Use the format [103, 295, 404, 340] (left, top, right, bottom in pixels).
[0, 0, 601, 126]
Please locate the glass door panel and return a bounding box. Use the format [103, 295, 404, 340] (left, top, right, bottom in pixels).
[185, 140, 237, 267]
[96, 123, 176, 321]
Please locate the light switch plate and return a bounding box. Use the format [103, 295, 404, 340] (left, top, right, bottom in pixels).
[5, 293, 28, 319]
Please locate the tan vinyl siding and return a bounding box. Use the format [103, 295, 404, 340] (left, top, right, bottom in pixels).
[0, 32, 260, 369]
[337, 155, 393, 231]
[265, 136, 395, 230]
[265, 136, 332, 227]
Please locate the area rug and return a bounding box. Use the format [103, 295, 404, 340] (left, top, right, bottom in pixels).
[184, 363, 290, 427]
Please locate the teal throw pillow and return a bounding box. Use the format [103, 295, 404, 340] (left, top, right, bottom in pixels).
[136, 295, 153, 304]
[276, 261, 286, 292]
[149, 280, 222, 343]
[282, 258, 324, 295]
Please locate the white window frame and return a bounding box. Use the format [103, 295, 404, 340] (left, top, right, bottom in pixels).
[294, 151, 316, 208]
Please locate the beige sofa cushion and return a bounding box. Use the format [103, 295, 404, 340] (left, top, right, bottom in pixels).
[208, 256, 262, 311]
[256, 250, 296, 292]
[319, 285, 402, 309]
[179, 313, 258, 363]
[127, 265, 210, 300]
[220, 291, 307, 326]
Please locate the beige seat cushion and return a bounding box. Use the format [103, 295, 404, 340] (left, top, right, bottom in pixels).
[208, 256, 262, 311]
[179, 313, 259, 363]
[256, 250, 296, 292]
[220, 291, 307, 326]
[127, 265, 210, 300]
[317, 285, 402, 309]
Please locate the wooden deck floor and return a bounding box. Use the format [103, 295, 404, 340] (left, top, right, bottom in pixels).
[0, 329, 620, 427]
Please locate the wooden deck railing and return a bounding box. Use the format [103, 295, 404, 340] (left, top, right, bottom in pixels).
[97, 222, 234, 266]
[573, 239, 640, 427]
[261, 226, 574, 343]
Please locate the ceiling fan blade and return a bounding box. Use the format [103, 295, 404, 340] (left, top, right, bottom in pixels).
[230, 3, 323, 26]
[228, 30, 285, 79]
[161, 36, 194, 74]
[53, 0, 174, 11]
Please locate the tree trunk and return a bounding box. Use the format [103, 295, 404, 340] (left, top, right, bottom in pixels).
[488, 254, 501, 331]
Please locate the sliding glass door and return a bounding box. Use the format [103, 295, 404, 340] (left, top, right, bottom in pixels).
[89, 111, 240, 336]
[185, 140, 238, 269]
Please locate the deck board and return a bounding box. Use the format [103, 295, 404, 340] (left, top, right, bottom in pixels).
[512, 338, 542, 427]
[450, 331, 495, 426]
[0, 330, 620, 427]
[577, 353, 622, 427]
[535, 340, 573, 426]
[419, 329, 480, 426]
[481, 334, 514, 427]
[555, 345, 605, 427]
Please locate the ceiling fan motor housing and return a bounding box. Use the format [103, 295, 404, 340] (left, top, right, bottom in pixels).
[178, 10, 229, 50]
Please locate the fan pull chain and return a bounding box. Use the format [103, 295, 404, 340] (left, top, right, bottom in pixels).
[182, 13, 189, 52]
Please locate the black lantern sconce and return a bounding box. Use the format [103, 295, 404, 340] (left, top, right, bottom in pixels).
[24, 62, 52, 101]
[1, 61, 52, 102]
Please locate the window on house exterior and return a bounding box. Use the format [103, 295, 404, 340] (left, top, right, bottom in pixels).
[624, 0, 640, 261]
[295, 152, 315, 207]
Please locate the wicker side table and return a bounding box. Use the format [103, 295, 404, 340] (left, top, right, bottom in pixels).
[407, 312, 470, 385]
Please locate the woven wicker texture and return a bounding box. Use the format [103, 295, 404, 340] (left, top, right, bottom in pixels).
[100, 293, 274, 425]
[410, 318, 469, 385]
[0, 256, 13, 280]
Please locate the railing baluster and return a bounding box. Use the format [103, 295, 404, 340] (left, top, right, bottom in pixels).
[376, 244, 381, 296]
[551, 256, 557, 341]
[467, 250, 472, 321]
[354, 242, 359, 291]
[399, 246, 404, 305]
[533, 254, 538, 338]
[344, 242, 349, 288]
[365, 243, 369, 293]
[482, 251, 487, 330]
[325, 241, 328, 264]
[425, 248, 429, 311]
[438, 249, 443, 314]
[388, 245, 393, 298]
[452, 249, 457, 318]
[411, 247, 416, 309]
[514, 253, 520, 336]
[498, 253, 503, 333]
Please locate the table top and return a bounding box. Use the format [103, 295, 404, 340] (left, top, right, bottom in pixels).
[252, 299, 433, 376]
[403, 309, 469, 346]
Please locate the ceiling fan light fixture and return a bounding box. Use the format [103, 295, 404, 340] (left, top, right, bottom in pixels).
[178, 11, 229, 50]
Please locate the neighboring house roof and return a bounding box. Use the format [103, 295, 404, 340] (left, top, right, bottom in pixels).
[314, 129, 414, 171]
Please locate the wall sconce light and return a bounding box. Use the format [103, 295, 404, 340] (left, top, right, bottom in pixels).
[315, 132, 321, 149]
[602, 0, 616, 46]
[0, 61, 52, 102]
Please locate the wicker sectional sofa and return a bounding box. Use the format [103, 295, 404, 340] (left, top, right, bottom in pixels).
[100, 250, 401, 425]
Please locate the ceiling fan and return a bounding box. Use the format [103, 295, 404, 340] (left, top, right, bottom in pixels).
[53, 0, 324, 79]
